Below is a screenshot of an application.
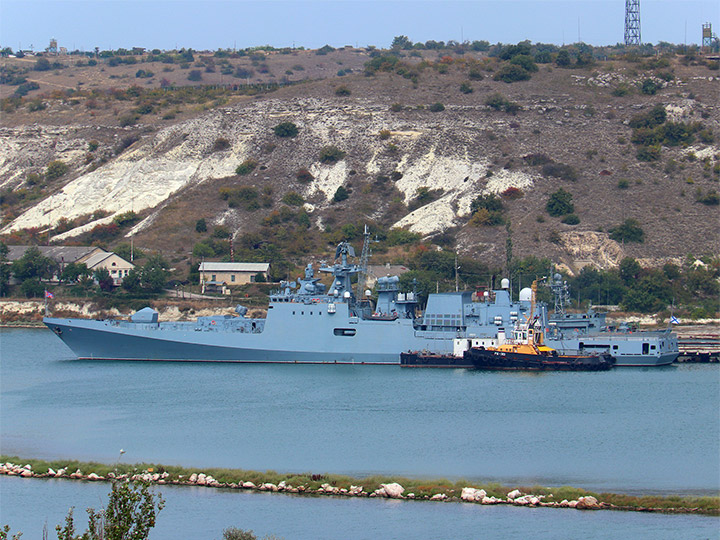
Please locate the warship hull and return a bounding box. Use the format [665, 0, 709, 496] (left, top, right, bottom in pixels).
[44, 315, 452, 364]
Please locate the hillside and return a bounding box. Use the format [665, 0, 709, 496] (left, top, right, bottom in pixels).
[1, 46, 718, 277]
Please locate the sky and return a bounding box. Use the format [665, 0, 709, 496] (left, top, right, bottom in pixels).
[1, 0, 717, 52]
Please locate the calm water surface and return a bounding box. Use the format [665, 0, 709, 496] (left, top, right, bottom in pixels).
[1, 476, 718, 540]
[1, 327, 719, 496]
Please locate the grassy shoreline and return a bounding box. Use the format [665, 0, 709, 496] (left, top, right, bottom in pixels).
[2, 455, 717, 516]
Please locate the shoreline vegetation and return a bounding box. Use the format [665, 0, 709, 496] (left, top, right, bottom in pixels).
[2, 456, 718, 516]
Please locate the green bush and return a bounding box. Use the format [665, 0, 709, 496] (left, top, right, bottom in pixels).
[561, 213, 580, 225]
[609, 219, 645, 243]
[195, 218, 207, 232]
[640, 79, 659, 95]
[428, 102, 445, 112]
[319, 146, 346, 164]
[459, 82, 473, 94]
[696, 190, 720, 205]
[484, 93, 520, 114]
[546, 188, 574, 216]
[335, 85, 351, 96]
[636, 145, 661, 161]
[236, 159, 258, 175]
[629, 105, 667, 129]
[282, 191, 304, 206]
[389, 103, 403, 112]
[332, 185, 349, 202]
[273, 122, 299, 138]
[493, 63, 531, 83]
[20, 278, 45, 298]
[45, 160, 69, 180]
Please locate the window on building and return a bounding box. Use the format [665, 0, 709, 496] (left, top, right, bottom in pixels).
[212, 274, 217, 281]
[231, 275, 235, 282]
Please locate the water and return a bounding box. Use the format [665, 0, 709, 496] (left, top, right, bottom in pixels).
[2, 476, 718, 540]
[1, 327, 719, 538]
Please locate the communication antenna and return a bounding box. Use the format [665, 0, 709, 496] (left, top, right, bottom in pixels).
[624, 0, 641, 46]
[356, 225, 375, 300]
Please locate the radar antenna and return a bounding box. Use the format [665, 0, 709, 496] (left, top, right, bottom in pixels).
[549, 273, 570, 316]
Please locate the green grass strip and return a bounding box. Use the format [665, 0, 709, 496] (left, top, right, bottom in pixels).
[2, 455, 717, 515]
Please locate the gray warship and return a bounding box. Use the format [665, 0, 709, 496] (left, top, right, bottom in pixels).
[44, 234, 678, 366]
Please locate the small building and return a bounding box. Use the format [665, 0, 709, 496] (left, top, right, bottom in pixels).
[199, 262, 270, 289]
[81, 251, 135, 285]
[5, 245, 134, 285]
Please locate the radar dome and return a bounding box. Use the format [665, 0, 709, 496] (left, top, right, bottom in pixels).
[519, 287, 533, 302]
[343, 291, 351, 299]
[500, 278, 510, 289]
[554, 273, 562, 282]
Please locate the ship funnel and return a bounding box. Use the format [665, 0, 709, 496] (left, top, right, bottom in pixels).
[500, 278, 510, 289]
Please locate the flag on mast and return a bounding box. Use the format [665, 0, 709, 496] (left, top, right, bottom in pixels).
[44, 290, 54, 299]
[670, 315, 680, 325]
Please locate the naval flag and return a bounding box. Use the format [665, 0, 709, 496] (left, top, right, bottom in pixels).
[670, 315, 680, 325]
[44, 290, 54, 299]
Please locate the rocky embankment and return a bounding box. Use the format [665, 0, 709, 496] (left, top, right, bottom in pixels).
[0, 299, 243, 325]
[3, 460, 713, 514]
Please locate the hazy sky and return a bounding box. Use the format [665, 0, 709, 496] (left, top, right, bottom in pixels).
[1, 0, 717, 52]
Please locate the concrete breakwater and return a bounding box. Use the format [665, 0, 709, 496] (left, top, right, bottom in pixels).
[1, 461, 715, 515]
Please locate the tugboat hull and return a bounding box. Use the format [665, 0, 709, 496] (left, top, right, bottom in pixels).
[464, 348, 615, 371]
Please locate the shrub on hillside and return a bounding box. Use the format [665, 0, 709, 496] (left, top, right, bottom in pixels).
[561, 213, 580, 225]
[296, 168, 314, 183]
[541, 162, 577, 181]
[428, 102, 445, 112]
[484, 93, 520, 114]
[493, 63, 531, 83]
[546, 189, 574, 216]
[334, 86, 351, 96]
[332, 185, 349, 202]
[609, 219, 645, 243]
[236, 159, 258, 175]
[45, 160, 69, 180]
[273, 122, 299, 138]
[319, 146, 346, 164]
[212, 137, 231, 152]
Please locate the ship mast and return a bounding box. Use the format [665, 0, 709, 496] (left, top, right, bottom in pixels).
[356, 225, 371, 301]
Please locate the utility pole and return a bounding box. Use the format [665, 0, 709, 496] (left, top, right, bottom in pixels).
[454, 252, 459, 292]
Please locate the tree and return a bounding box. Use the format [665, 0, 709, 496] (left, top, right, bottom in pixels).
[139, 253, 170, 293]
[61, 262, 90, 283]
[56, 480, 164, 540]
[0, 242, 10, 296]
[94, 267, 114, 292]
[11, 246, 56, 281]
[187, 69, 202, 81]
[555, 49, 571, 67]
[195, 218, 207, 233]
[545, 189, 574, 216]
[391, 35, 413, 50]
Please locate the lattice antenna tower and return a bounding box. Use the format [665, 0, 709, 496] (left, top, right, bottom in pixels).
[624, 0, 641, 46]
